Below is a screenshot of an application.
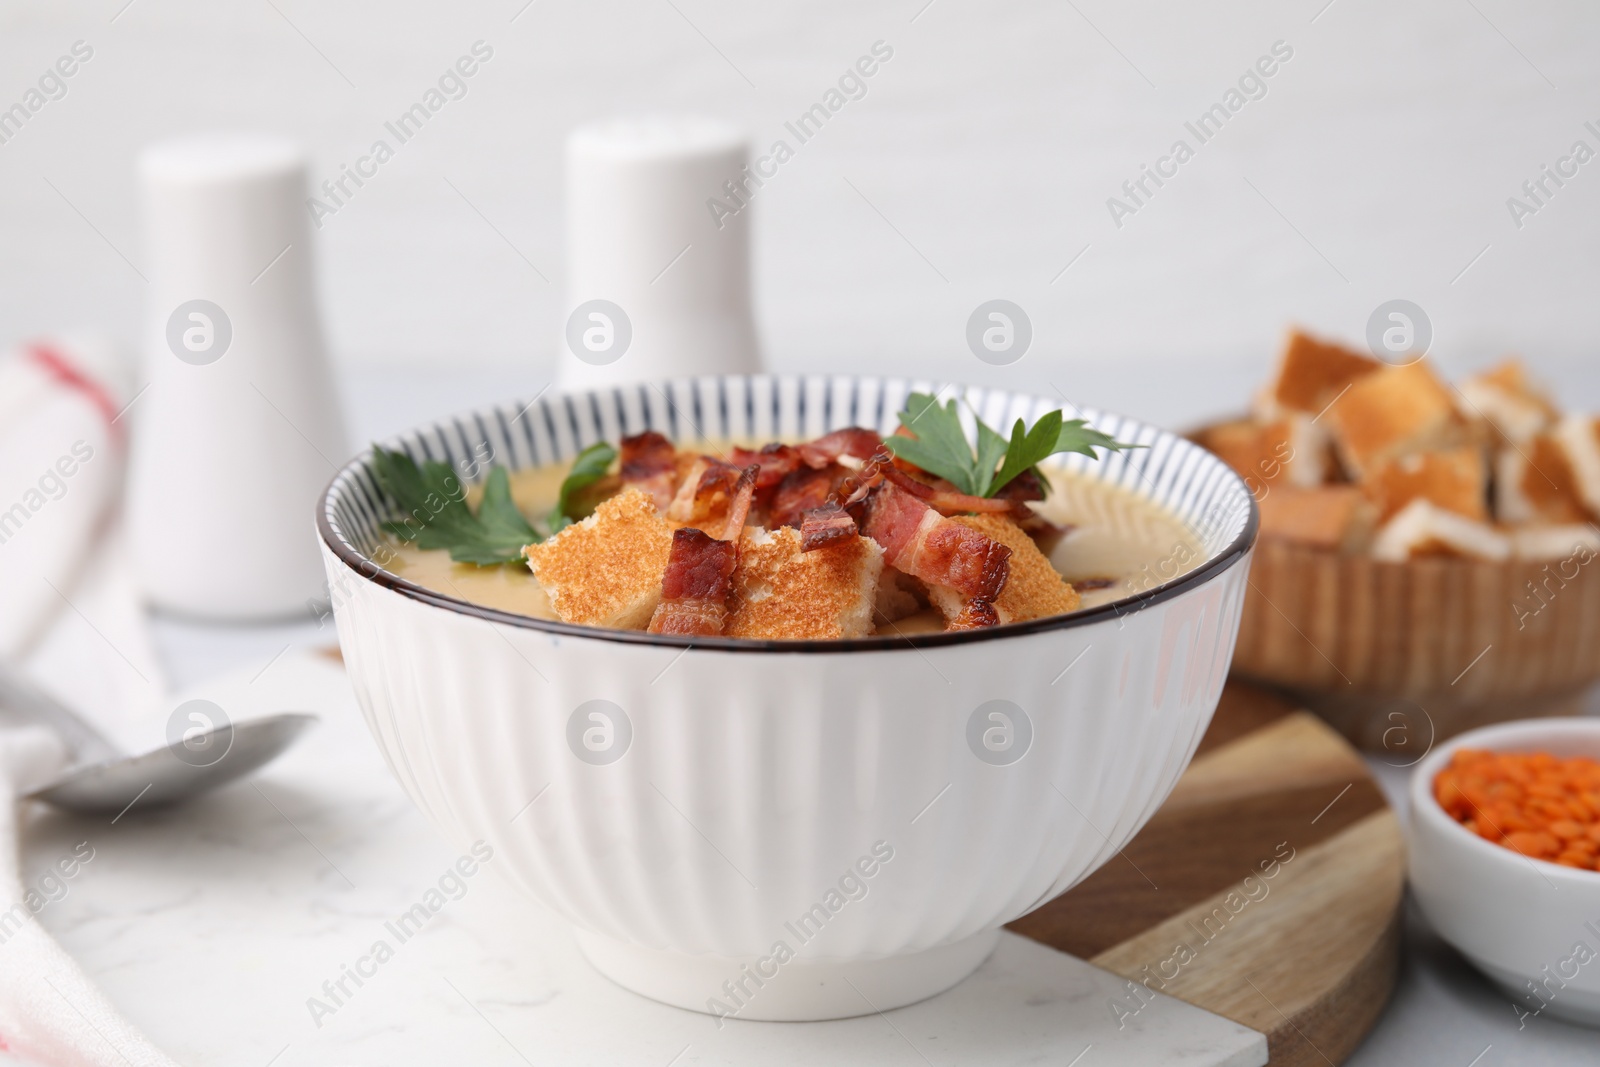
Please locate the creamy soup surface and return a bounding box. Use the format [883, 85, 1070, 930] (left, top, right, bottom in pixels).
[381, 446, 1205, 634]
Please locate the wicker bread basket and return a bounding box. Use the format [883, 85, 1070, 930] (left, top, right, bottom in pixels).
[1234, 534, 1600, 752]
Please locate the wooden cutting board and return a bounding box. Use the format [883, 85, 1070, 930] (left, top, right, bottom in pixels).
[1009, 680, 1404, 1065]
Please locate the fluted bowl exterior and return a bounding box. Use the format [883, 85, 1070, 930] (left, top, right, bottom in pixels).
[318, 375, 1257, 961]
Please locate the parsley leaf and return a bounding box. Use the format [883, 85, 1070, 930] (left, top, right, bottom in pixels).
[548, 441, 618, 534]
[372, 445, 540, 566]
[972, 418, 1012, 497]
[991, 410, 1063, 495]
[883, 392, 1140, 498]
[885, 394, 981, 493]
[884, 393, 987, 494]
[472, 468, 542, 561]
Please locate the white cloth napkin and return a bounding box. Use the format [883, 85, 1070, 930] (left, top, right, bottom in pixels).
[0, 337, 164, 743]
[0, 338, 126, 660]
[0, 338, 180, 1065]
[0, 727, 180, 1067]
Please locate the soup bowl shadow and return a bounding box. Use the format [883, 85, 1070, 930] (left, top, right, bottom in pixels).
[317, 374, 1258, 1021]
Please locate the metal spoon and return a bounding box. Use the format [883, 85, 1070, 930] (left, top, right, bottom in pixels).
[0, 665, 316, 815]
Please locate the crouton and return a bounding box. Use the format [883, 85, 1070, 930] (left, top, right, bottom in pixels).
[1201, 416, 1331, 491]
[1553, 414, 1600, 518]
[1370, 499, 1511, 562]
[523, 487, 673, 628]
[927, 514, 1080, 625]
[1510, 523, 1600, 561]
[1363, 446, 1489, 522]
[1199, 419, 1268, 482]
[1456, 359, 1557, 445]
[1494, 434, 1590, 524]
[1324, 361, 1461, 477]
[723, 526, 884, 640]
[1264, 330, 1383, 416]
[1258, 486, 1376, 552]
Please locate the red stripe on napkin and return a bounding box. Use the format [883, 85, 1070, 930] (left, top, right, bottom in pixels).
[24, 342, 123, 443]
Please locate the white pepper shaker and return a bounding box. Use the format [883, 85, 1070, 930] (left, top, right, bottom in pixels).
[559, 116, 764, 389]
[128, 132, 347, 619]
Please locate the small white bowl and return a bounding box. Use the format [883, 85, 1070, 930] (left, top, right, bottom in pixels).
[1410, 718, 1600, 1027]
[318, 375, 1257, 1021]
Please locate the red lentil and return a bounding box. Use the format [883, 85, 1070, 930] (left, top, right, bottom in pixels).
[1434, 749, 1600, 871]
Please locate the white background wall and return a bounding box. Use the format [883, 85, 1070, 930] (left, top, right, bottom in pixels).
[2, 0, 1597, 425]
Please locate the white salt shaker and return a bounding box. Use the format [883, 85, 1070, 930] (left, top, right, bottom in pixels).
[559, 116, 764, 389]
[128, 133, 347, 620]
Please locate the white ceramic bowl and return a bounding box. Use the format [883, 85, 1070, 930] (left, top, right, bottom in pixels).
[1410, 718, 1600, 1027]
[317, 375, 1257, 1020]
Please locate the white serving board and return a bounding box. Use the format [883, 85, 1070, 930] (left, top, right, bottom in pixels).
[12, 651, 1265, 1066]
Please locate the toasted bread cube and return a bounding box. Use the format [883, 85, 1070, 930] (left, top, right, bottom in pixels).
[1456, 359, 1557, 445]
[926, 514, 1080, 625]
[1265, 330, 1383, 415]
[1200, 419, 1269, 482]
[1276, 416, 1335, 487]
[1494, 434, 1590, 524]
[723, 526, 884, 640]
[1370, 499, 1511, 562]
[1552, 414, 1600, 518]
[1510, 524, 1600, 561]
[523, 487, 673, 628]
[1324, 361, 1461, 477]
[1258, 486, 1376, 552]
[1363, 446, 1488, 522]
[1201, 416, 1331, 491]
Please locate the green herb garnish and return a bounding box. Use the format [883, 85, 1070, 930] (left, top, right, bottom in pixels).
[883, 393, 1139, 497]
[548, 441, 618, 534]
[372, 445, 540, 565]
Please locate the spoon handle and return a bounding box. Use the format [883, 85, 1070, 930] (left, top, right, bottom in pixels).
[0, 664, 123, 765]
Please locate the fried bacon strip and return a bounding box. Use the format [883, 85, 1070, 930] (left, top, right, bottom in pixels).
[648, 463, 758, 635]
[995, 468, 1046, 506]
[994, 467, 1068, 552]
[833, 449, 1009, 518]
[648, 529, 740, 635]
[799, 502, 858, 552]
[729, 427, 881, 516]
[666, 460, 758, 537]
[620, 432, 680, 512]
[718, 466, 758, 539]
[728, 443, 803, 492]
[946, 599, 1001, 631]
[861, 481, 1011, 629]
[836, 450, 892, 509]
[727, 426, 880, 492]
[879, 464, 1016, 516]
[770, 464, 847, 529]
[791, 444, 1024, 566]
[665, 458, 709, 522]
[797, 427, 882, 469]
